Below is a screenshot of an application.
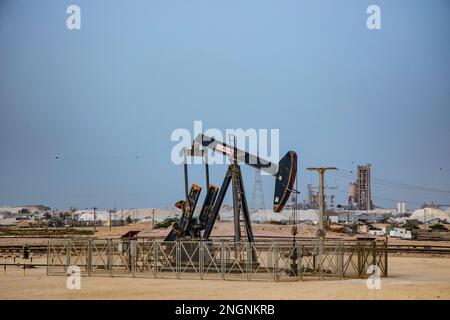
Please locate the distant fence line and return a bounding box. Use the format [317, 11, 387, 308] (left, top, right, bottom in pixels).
[47, 238, 387, 281]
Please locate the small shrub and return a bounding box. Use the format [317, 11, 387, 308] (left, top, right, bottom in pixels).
[154, 218, 177, 229]
[268, 220, 287, 225]
[402, 222, 419, 229]
[429, 223, 446, 230]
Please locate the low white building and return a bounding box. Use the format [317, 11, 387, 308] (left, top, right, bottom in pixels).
[389, 227, 413, 239]
[368, 229, 385, 236]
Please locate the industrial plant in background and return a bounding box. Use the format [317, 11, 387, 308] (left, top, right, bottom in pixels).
[348, 163, 373, 210]
[304, 163, 372, 211]
[306, 184, 335, 209]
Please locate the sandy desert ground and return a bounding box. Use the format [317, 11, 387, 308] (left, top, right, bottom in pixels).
[1, 222, 449, 299]
[0, 256, 449, 300]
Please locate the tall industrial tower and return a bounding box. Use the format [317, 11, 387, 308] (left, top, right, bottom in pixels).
[251, 168, 266, 210]
[356, 163, 372, 210]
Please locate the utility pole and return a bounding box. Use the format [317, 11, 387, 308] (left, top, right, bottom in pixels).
[424, 208, 427, 233]
[93, 207, 97, 232]
[109, 210, 112, 230]
[152, 208, 155, 229]
[307, 167, 337, 278]
[113, 200, 117, 230]
[291, 172, 299, 240]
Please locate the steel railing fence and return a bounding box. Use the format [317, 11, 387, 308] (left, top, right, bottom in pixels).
[47, 238, 388, 281]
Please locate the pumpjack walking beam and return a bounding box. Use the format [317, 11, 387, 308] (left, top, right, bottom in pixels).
[193, 134, 297, 213]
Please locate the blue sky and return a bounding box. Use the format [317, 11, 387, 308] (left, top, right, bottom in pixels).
[0, 0, 449, 210]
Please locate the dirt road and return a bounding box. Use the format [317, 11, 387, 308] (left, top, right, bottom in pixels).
[1, 257, 449, 300]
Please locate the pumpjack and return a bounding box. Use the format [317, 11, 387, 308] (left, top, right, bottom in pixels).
[165, 134, 297, 243]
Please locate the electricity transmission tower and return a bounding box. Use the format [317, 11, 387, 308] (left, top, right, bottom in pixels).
[251, 168, 266, 210]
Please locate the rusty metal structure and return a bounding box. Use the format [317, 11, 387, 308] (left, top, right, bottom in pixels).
[46, 238, 388, 281]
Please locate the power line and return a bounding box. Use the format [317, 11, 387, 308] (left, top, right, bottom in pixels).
[0, 154, 143, 160]
[316, 170, 429, 206]
[331, 173, 442, 205]
[331, 188, 423, 206]
[331, 169, 450, 195]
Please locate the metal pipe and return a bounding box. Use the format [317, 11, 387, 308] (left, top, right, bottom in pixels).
[184, 148, 189, 201]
